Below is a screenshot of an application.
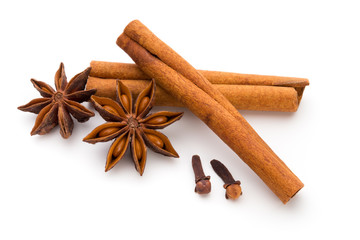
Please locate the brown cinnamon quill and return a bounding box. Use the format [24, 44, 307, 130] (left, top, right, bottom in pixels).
[87, 60, 309, 112]
[86, 76, 301, 112]
[116, 20, 304, 204]
[89, 60, 309, 104]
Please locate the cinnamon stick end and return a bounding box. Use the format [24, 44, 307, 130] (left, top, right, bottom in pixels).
[282, 182, 304, 204]
[116, 33, 130, 50]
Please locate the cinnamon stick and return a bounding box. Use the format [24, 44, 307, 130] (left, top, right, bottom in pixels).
[90, 61, 309, 86]
[117, 20, 304, 204]
[87, 76, 300, 111]
[88, 60, 309, 111]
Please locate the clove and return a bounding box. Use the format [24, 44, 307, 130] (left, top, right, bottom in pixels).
[192, 155, 211, 194]
[210, 159, 242, 200]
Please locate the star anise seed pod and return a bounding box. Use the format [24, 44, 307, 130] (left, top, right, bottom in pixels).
[83, 79, 183, 175]
[18, 62, 96, 138]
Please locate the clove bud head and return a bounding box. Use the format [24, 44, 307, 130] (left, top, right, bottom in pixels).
[225, 184, 242, 200]
[195, 179, 211, 194]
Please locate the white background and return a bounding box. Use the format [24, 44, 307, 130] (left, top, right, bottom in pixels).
[1, 0, 359, 239]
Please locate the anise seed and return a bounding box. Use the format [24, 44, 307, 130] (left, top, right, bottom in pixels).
[41, 87, 52, 94]
[121, 94, 130, 112]
[103, 105, 119, 116]
[137, 96, 150, 115]
[146, 116, 168, 125]
[98, 127, 120, 138]
[146, 133, 164, 148]
[113, 137, 127, 158]
[135, 138, 143, 159]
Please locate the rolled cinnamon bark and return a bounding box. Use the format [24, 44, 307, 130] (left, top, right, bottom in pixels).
[90, 60, 309, 102]
[90, 61, 309, 85]
[89, 61, 309, 111]
[117, 20, 303, 203]
[87, 76, 299, 111]
[90, 61, 149, 80]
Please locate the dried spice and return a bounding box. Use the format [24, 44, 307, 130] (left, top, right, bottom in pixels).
[83, 79, 183, 175]
[18, 63, 96, 138]
[192, 155, 211, 194]
[117, 20, 303, 203]
[88, 61, 309, 112]
[210, 160, 242, 200]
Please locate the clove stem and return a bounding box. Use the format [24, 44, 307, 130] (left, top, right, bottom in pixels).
[192, 155, 211, 194]
[211, 159, 242, 200]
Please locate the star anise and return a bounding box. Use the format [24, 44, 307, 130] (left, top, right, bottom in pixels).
[83, 79, 183, 175]
[18, 63, 96, 138]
